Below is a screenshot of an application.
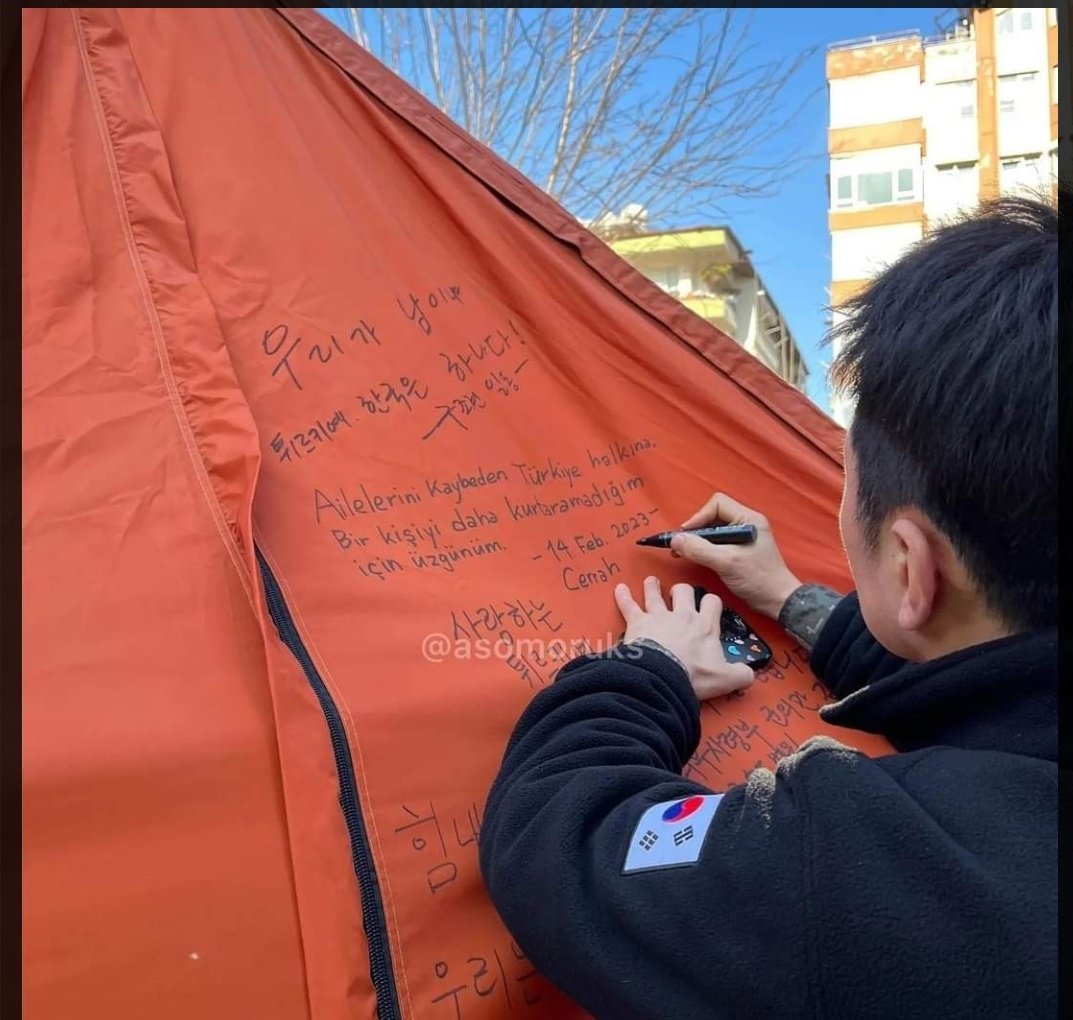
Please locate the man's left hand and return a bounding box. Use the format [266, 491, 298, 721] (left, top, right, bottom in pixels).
[615, 576, 755, 701]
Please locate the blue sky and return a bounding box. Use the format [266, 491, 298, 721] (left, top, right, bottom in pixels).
[696, 8, 947, 411]
[318, 7, 947, 412]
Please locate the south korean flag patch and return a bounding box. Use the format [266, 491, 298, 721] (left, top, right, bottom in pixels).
[622, 794, 724, 874]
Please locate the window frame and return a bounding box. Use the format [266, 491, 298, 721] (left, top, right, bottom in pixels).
[999, 152, 1045, 194]
[936, 78, 977, 120]
[929, 161, 979, 218]
[831, 164, 920, 210]
[997, 8, 1035, 34]
[935, 160, 978, 176]
[895, 168, 915, 199]
[644, 265, 681, 294]
[998, 70, 1039, 117]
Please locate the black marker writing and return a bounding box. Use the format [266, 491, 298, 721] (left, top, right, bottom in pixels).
[420, 392, 488, 441]
[585, 436, 656, 468]
[314, 483, 423, 522]
[397, 284, 463, 337]
[561, 556, 622, 592]
[261, 320, 381, 392]
[269, 409, 352, 464]
[408, 539, 506, 573]
[357, 376, 430, 417]
[440, 322, 518, 382]
[503, 477, 643, 521]
[424, 465, 510, 503]
[511, 458, 583, 489]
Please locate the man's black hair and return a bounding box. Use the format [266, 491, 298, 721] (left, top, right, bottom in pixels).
[830, 189, 1059, 632]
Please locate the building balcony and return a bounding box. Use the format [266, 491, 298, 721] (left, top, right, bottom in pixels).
[607, 224, 808, 390]
[681, 294, 735, 333]
[610, 228, 735, 264]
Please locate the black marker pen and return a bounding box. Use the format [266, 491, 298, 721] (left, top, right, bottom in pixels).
[635, 524, 757, 548]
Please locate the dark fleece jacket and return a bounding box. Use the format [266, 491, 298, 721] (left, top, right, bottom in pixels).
[479, 593, 1057, 1019]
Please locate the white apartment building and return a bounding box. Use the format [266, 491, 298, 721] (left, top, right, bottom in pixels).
[827, 6, 1059, 426]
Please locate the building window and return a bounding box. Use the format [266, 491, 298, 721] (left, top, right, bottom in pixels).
[930, 162, 979, 221]
[858, 171, 893, 205]
[644, 266, 681, 293]
[834, 175, 853, 208]
[936, 79, 976, 119]
[998, 71, 1038, 116]
[936, 161, 977, 179]
[997, 8, 1035, 34]
[1001, 154, 1041, 168]
[832, 166, 918, 209]
[934, 161, 978, 197]
[1000, 153, 1044, 194]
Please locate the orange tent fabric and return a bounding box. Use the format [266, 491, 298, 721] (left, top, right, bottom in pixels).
[22, 8, 889, 1019]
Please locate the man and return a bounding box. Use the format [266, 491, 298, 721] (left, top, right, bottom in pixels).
[479, 194, 1058, 1019]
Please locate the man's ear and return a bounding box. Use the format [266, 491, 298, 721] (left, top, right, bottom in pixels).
[889, 515, 940, 632]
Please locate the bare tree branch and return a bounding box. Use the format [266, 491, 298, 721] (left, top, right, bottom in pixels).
[545, 9, 583, 194]
[419, 8, 449, 114]
[337, 7, 818, 230]
[345, 7, 367, 50]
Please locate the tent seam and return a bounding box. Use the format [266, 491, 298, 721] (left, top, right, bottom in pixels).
[73, 13, 312, 1012]
[70, 7, 256, 609]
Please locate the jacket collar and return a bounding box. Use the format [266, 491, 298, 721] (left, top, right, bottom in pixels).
[820, 628, 1058, 762]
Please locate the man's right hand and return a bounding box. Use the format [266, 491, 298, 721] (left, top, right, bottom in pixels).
[670, 493, 802, 621]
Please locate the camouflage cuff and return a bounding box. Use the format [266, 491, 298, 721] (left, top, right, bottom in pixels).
[778, 583, 844, 653]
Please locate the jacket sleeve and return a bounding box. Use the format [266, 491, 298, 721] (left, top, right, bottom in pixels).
[810, 590, 908, 699]
[777, 582, 844, 652]
[479, 646, 814, 1020]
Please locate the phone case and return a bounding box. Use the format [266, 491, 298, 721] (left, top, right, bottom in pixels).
[692, 585, 773, 670]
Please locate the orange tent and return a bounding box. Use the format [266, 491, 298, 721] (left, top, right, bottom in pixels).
[22, 8, 888, 1018]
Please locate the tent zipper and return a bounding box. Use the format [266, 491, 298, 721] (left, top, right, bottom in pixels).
[255, 547, 402, 1020]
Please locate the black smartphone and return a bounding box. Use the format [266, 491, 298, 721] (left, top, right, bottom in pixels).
[692, 585, 773, 670]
